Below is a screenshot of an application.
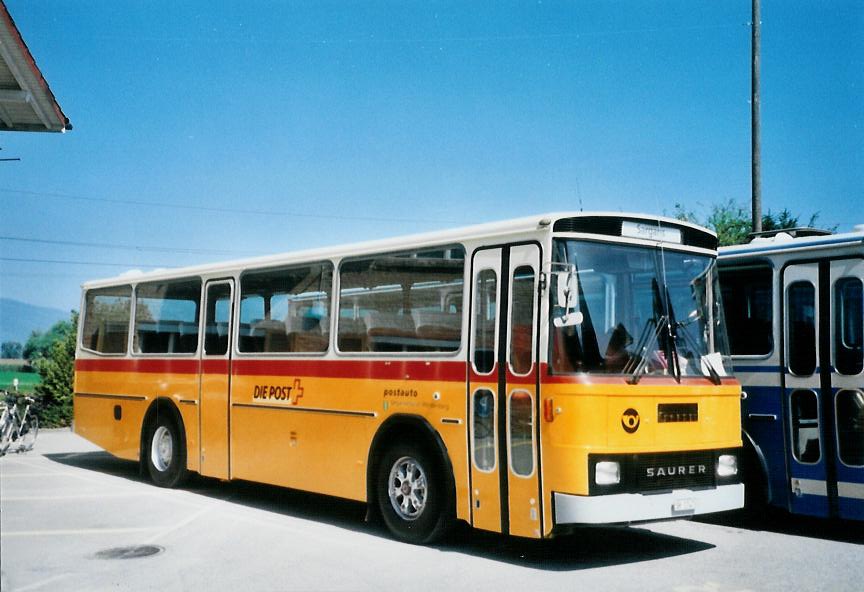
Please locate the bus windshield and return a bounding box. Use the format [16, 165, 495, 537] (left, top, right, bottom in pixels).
[550, 239, 731, 378]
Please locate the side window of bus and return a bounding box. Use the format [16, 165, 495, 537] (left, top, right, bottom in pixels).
[82, 285, 132, 354]
[337, 246, 465, 353]
[238, 263, 332, 353]
[788, 281, 817, 376]
[719, 265, 773, 356]
[134, 279, 202, 355]
[835, 277, 863, 376]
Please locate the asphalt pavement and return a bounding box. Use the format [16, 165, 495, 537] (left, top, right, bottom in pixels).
[1, 429, 861, 592]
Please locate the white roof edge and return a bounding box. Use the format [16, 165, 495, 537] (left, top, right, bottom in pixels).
[81, 211, 715, 289]
[719, 228, 864, 258]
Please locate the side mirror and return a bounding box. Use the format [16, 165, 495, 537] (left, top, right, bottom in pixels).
[551, 265, 582, 327]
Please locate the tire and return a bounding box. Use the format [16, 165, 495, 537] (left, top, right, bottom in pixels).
[0, 420, 11, 456]
[19, 416, 38, 452]
[376, 441, 452, 544]
[144, 413, 187, 488]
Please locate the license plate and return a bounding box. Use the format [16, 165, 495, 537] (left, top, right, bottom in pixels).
[673, 498, 696, 512]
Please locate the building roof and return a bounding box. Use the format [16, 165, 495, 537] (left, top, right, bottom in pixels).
[0, 1, 71, 132]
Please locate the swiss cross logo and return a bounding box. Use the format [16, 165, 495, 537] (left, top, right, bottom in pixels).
[290, 378, 304, 405]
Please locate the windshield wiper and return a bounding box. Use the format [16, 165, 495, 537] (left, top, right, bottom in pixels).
[626, 277, 667, 384]
[673, 315, 722, 385]
[626, 316, 666, 385]
[663, 285, 682, 383]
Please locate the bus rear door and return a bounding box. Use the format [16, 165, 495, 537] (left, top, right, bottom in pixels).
[199, 279, 234, 479]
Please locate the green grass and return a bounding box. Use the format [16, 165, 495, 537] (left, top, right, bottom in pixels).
[0, 370, 40, 393]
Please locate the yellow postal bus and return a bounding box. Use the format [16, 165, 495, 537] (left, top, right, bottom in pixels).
[74, 212, 743, 543]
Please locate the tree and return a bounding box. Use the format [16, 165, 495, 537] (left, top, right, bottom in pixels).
[32, 312, 78, 427]
[673, 200, 834, 246]
[1, 341, 23, 359]
[23, 318, 74, 361]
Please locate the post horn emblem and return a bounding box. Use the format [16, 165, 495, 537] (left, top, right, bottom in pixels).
[621, 408, 640, 434]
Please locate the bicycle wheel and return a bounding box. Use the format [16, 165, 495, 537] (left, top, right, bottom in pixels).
[0, 417, 13, 456]
[19, 416, 38, 452]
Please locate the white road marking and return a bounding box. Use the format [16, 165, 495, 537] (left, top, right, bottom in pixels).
[1, 526, 163, 537]
[1, 491, 160, 501]
[12, 574, 72, 592]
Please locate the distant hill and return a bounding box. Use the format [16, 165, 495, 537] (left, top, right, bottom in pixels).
[0, 298, 69, 345]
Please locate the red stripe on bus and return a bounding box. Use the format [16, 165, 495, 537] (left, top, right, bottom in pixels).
[75, 358, 200, 374]
[76, 357, 467, 382]
[202, 359, 229, 374]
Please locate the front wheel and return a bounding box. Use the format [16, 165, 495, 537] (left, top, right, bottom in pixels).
[376, 442, 451, 544]
[144, 414, 187, 488]
[18, 416, 38, 451]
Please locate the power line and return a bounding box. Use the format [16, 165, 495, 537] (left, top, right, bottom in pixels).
[32, 23, 744, 46]
[0, 187, 459, 225]
[0, 257, 172, 268]
[0, 235, 259, 256]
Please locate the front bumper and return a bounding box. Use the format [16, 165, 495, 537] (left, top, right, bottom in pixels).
[554, 483, 744, 524]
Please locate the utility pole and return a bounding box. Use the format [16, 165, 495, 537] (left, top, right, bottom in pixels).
[751, 0, 762, 232]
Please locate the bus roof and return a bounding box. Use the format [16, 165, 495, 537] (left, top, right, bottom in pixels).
[81, 211, 714, 289]
[719, 226, 864, 260]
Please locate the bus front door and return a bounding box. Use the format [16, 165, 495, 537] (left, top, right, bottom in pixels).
[468, 244, 543, 538]
[198, 280, 234, 480]
[829, 258, 864, 521]
[784, 259, 864, 520]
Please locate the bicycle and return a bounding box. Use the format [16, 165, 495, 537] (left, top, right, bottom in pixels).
[0, 392, 39, 456]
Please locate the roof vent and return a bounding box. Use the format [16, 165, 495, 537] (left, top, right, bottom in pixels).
[747, 227, 832, 242]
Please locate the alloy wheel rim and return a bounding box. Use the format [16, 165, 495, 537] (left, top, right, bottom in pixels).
[388, 456, 427, 521]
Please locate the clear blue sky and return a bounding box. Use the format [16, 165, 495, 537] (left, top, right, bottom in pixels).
[1, 0, 862, 313]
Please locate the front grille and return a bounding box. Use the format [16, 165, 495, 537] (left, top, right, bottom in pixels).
[589, 450, 718, 495]
[634, 450, 715, 491]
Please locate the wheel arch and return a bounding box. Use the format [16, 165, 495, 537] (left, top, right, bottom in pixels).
[139, 397, 188, 470]
[742, 428, 773, 506]
[366, 414, 456, 521]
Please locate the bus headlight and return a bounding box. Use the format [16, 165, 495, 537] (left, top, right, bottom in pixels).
[717, 454, 738, 477]
[595, 461, 621, 485]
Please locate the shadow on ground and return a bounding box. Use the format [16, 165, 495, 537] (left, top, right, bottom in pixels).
[45, 450, 714, 571]
[698, 508, 863, 545]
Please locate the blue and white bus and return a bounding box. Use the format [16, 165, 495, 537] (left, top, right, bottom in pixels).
[718, 227, 863, 521]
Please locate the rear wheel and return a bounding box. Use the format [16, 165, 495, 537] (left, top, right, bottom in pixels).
[19, 416, 38, 451]
[144, 414, 187, 487]
[376, 442, 451, 544]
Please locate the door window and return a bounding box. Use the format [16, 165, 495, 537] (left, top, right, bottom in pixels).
[472, 389, 496, 471]
[834, 278, 863, 375]
[473, 269, 498, 374]
[787, 281, 817, 376]
[509, 266, 535, 375]
[836, 390, 864, 467]
[791, 389, 821, 464]
[508, 390, 534, 477]
[204, 284, 232, 356]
